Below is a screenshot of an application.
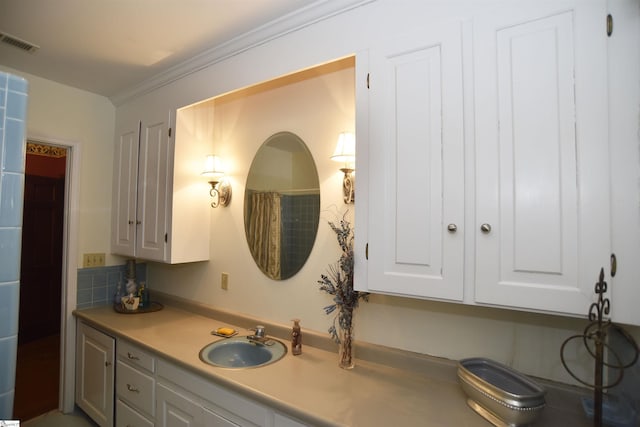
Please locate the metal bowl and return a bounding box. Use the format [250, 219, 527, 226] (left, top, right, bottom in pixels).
[457, 358, 546, 426]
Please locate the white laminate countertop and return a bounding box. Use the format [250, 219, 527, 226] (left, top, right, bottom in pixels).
[73, 304, 592, 427]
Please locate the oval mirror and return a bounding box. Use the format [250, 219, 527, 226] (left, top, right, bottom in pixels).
[244, 132, 320, 280]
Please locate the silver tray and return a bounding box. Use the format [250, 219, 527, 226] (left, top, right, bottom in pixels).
[457, 358, 546, 426]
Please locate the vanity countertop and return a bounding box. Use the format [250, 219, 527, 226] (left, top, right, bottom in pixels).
[74, 304, 591, 427]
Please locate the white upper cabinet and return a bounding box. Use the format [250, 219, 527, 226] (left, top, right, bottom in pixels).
[356, 0, 619, 318]
[111, 102, 210, 264]
[607, 0, 640, 326]
[473, 0, 610, 315]
[356, 20, 466, 301]
[112, 110, 171, 261]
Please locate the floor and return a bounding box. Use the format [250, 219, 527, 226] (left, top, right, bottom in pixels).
[10, 334, 97, 427]
[21, 409, 96, 427]
[13, 334, 60, 422]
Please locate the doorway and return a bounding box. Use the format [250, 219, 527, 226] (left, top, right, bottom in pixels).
[13, 141, 67, 421]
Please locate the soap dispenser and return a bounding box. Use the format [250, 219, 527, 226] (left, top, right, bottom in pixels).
[291, 319, 302, 355]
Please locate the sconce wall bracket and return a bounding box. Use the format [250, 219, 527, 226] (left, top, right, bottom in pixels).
[341, 167, 355, 204]
[209, 179, 232, 208]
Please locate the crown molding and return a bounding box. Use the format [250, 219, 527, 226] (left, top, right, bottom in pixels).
[110, 0, 374, 106]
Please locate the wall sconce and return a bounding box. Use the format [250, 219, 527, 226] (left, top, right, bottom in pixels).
[331, 132, 355, 204]
[202, 155, 231, 208]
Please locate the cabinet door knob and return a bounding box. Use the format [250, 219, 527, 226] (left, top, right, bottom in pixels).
[126, 384, 140, 393]
[127, 352, 140, 360]
[447, 224, 458, 233]
[105, 361, 111, 367]
[480, 223, 492, 233]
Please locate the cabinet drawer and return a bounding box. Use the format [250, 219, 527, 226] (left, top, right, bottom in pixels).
[118, 339, 155, 373]
[117, 399, 153, 427]
[117, 360, 155, 418]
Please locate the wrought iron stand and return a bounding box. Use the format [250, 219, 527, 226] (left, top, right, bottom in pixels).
[560, 268, 639, 427]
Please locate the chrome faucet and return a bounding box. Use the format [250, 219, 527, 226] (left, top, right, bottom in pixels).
[249, 325, 265, 339]
[247, 325, 275, 345]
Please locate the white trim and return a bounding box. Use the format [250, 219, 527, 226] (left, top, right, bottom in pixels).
[26, 135, 80, 413]
[109, 0, 375, 106]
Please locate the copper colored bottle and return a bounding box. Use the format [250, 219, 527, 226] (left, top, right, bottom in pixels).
[291, 319, 302, 355]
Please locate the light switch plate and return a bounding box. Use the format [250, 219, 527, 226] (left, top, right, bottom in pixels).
[83, 253, 105, 268]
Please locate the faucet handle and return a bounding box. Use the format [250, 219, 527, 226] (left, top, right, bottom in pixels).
[250, 325, 266, 338]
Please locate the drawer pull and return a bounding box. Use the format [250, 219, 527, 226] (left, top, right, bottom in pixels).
[126, 384, 140, 393]
[127, 352, 140, 360]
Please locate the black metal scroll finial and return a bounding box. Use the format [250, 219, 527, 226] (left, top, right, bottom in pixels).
[588, 268, 610, 325]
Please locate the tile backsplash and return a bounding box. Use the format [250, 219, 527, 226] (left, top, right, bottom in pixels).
[77, 263, 146, 309]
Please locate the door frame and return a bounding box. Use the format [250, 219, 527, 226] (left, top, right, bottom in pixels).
[27, 135, 80, 413]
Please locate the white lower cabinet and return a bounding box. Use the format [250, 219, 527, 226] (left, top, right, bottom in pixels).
[76, 321, 115, 427]
[117, 362, 155, 418]
[71, 332, 309, 427]
[157, 359, 264, 427]
[116, 339, 156, 426]
[156, 383, 204, 427]
[202, 407, 241, 427]
[157, 359, 307, 427]
[117, 399, 154, 427]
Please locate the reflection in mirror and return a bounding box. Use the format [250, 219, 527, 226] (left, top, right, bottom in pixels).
[244, 132, 320, 280]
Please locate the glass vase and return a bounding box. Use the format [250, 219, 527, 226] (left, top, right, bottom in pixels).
[338, 313, 355, 369]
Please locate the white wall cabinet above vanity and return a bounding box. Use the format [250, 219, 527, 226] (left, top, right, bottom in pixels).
[111, 101, 210, 263]
[472, 2, 609, 315]
[360, 20, 465, 302]
[355, 0, 638, 323]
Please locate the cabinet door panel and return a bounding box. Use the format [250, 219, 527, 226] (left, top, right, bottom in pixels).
[156, 383, 203, 427]
[366, 21, 465, 300]
[117, 399, 154, 427]
[136, 116, 170, 261]
[474, 1, 609, 314]
[76, 322, 114, 427]
[203, 407, 241, 427]
[116, 361, 155, 418]
[111, 122, 140, 257]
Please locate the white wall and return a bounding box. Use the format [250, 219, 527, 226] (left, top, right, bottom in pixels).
[118, 0, 640, 386]
[0, 66, 115, 268]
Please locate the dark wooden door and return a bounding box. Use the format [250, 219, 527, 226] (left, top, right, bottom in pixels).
[19, 175, 64, 344]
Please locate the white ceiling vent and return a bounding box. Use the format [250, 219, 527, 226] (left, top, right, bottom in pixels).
[0, 32, 39, 53]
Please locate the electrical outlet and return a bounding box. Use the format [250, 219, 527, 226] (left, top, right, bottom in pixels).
[221, 272, 229, 290]
[83, 253, 106, 268]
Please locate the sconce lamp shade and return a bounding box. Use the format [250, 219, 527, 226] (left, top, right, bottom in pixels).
[331, 132, 356, 164]
[202, 154, 225, 178]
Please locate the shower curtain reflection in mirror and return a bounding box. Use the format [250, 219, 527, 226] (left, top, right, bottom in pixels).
[247, 191, 282, 280]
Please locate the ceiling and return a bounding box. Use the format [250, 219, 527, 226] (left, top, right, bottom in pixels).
[0, 0, 326, 100]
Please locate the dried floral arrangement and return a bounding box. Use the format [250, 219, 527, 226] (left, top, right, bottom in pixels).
[318, 216, 368, 367]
